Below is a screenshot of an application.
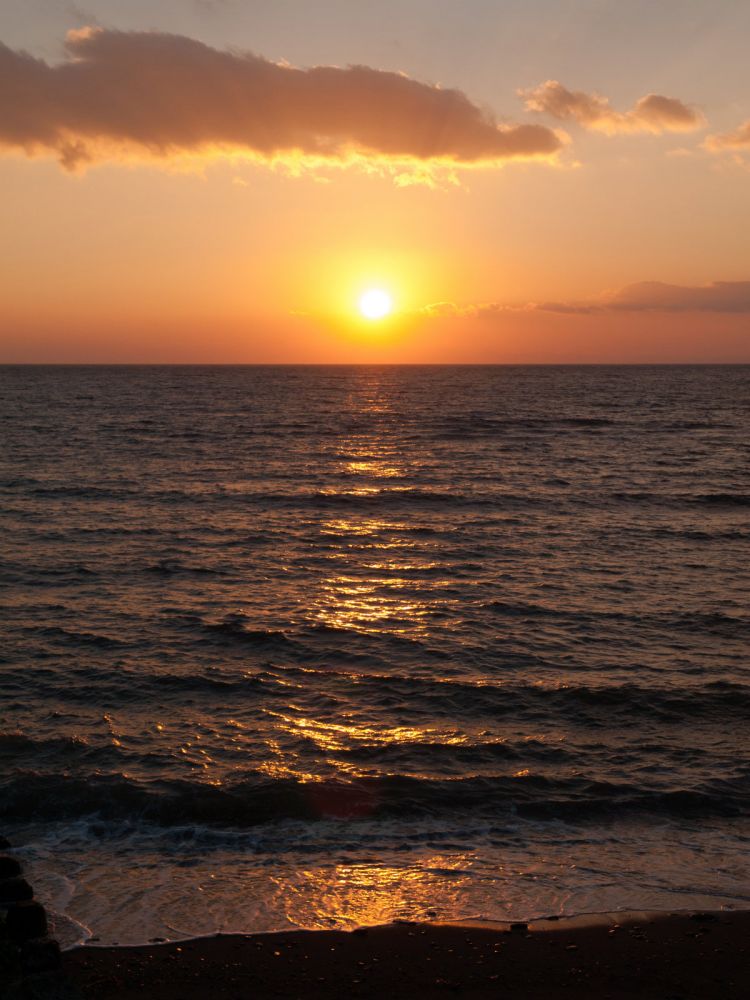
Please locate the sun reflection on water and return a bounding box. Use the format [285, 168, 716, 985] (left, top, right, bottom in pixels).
[344, 460, 404, 478]
[311, 507, 446, 635]
[267, 373, 466, 787]
[266, 711, 473, 753]
[312, 571, 433, 634]
[279, 858, 473, 930]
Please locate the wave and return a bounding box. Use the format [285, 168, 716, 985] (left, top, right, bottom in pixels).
[143, 560, 227, 577]
[166, 613, 442, 658]
[3, 656, 748, 725]
[0, 562, 100, 585]
[690, 493, 750, 507]
[481, 600, 750, 637]
[7, 484, 750, 515]
[640, 527, 750, 541]
[611, 490, 750, 508]
[433, 416, 617, 439]
[35, 626, 127, 648]
[1, 770, 747, 827]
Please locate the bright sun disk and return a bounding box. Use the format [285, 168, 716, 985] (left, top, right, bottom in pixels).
[359, 288, 393, 320]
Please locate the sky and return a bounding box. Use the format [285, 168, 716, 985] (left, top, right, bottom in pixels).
[1, 0, 749, 362]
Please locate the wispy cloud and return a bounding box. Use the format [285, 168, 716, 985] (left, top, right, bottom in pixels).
[543, 280, 750, 314]
[418, 281, 750, 319]
[520, 80, 704, 135]
[416, 301, 532, 318]
[704, 120, 750, 153]
[0, 27, 564, 173]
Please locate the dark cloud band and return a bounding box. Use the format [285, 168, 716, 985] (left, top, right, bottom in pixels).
[542, 281, 750, 314]
[0, 27, 564, 170]
[419, 281, 750, 318]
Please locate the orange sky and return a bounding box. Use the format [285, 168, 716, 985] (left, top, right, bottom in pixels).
[1, 2, 749, 362]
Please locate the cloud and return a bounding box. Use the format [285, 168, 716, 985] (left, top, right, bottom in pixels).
[540, 280, 750, 314]
[0, 27, 564, 172]
[416, 301, 533, 318]
[417, 301, 480, 318]
[520, 80, 704, 135]
[416, 281, 750, 320]
[704, 120, 750, 153]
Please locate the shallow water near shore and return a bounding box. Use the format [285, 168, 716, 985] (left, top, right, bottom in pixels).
[1, 364, 749, 947]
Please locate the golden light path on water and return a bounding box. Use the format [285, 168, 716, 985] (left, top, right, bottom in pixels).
[237, 372, 505, 927]
[311, 388, 444, 636]
[207, 373, 552, 933]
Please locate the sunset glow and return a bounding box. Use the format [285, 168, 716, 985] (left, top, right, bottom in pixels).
[0, 2, 748, 362]
[2, 6, 750, 989]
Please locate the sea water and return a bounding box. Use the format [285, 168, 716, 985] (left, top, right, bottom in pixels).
[1, 364, 748, 946]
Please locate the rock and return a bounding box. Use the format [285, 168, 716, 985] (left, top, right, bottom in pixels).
[0, 878, 33, 905]
[510, 922, 528, 933]
[6, 902, 48, 941]
[0, 934, 21, 973]
[21, 936, 62, 974]
[0, 857, 22, 879]
[0, 836, 11, 850]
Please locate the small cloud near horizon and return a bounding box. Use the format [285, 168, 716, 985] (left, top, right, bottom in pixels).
[0, 27, 565, 174]
[418, 281, 750, 319]
[541, 280, 750, 314]
[520, 80, 704, 135]
[416, 301, 533, 318]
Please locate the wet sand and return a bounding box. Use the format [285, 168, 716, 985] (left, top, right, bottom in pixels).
[63, 910, 750, 999]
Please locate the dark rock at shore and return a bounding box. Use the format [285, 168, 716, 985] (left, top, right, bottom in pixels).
[0, 857, 22, 880]
[0, 837, 11, 850]
[0, 879, 33, 906]
[21, 937, 62, 975]
[6, 902, 48, 942]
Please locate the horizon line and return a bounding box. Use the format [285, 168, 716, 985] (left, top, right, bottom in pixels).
[1, 361, 749, 368]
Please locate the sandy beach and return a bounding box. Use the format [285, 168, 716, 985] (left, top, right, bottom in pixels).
[62, 910, 750, 999]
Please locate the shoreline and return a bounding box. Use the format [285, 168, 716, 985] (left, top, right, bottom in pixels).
[60, 905, 738, 950]
[62, 909, 750, 998]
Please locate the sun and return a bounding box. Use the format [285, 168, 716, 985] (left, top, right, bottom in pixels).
[358, 288, 393, 320]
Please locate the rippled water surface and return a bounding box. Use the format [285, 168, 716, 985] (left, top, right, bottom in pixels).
[1, 365, 749, 945]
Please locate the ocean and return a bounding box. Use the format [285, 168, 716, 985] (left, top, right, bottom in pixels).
[1, 364, 748, 948]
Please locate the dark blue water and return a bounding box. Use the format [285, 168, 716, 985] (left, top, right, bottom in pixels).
[1, 365, 749, 945]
